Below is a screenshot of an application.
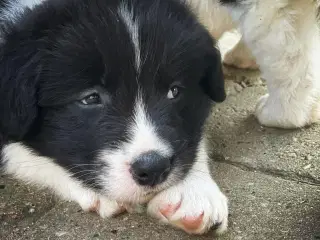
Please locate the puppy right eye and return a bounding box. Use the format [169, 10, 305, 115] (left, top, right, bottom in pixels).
[80, 93, 102, 105]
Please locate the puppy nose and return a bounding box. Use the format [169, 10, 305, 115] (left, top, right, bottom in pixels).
[131, 151, 171, 187]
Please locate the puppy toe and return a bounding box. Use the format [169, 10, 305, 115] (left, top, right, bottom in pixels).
[87, 197, 126, 218]
[181, 212, 204, 231]
[159, 201, 182, 219]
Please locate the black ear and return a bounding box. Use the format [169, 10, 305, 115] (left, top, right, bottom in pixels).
[200, 48, 226, 102]
[0, 40, 41, 140]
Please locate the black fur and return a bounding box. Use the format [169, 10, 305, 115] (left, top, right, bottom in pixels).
[219, 0, 240, 4]
[0, 0, 225, 190]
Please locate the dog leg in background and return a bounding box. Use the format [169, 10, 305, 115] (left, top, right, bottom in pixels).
[147, 139, 228, 235]
[223, 36, 259, 70]
[188, 0, 258, 70]
[225, 0, 320, 128]
[2, 143, 125, 218]
[187, 0, 234, 39]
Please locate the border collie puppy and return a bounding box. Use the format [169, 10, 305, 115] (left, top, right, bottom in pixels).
[188, 0, 320, 129]
[0, 0, 228, 235]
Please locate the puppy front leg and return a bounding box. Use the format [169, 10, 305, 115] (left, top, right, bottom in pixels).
[147, 139, 228, 235]
[2, 143, 125, 218]
[227, 1, 320, 128]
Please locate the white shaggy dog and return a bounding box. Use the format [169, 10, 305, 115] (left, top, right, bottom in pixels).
[187, 0, 320, 129]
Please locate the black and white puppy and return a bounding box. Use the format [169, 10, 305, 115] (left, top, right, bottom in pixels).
[0, 0, 228, 235]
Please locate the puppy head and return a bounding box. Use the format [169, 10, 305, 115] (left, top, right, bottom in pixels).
[0, 0, 225, 203]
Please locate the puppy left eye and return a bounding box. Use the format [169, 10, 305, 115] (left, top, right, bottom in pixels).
[167, 86, 180, 99]
[80, 93, 102, 105]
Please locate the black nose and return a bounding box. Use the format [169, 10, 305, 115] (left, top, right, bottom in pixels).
[130, 151, 172, 187]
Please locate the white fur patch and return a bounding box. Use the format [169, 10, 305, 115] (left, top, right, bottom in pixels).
[147, 139, 228, 234]
[130, 94, 173, 158]
[118, 2, 141, 72]
[1, 143, 122, 217]
[98, 93, 174, 203]
[0, 0, 45, 23]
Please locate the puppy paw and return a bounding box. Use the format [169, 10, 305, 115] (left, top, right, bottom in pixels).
[76, 192, 126, 218]
[147, 179, 228, 235]
[87, 196, 127, 218]
[255, 94, 320, 128]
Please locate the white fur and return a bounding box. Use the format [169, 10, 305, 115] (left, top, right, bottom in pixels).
[1, 143, 123, 217]
[0, 0, 45, 23]
[147, 139, 228, 234]
[188, 0, 320, 128]
[98, 92, 174, 203]
[118, 2, 141, 72]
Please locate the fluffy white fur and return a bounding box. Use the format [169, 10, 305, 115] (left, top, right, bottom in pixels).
[188, 0, 320, 128]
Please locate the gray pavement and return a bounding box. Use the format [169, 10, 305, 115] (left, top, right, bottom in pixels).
[1, 32, 319, 240]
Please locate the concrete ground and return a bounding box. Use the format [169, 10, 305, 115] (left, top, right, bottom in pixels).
[1, 32, 320, 240]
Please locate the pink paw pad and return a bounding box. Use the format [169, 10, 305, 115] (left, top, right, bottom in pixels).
[181, 212, 204, 230]
[88, 199, 100, 213]
[159, 201, 182, 219]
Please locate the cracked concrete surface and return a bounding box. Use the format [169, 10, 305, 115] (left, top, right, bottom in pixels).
[1, 32, 320, 240]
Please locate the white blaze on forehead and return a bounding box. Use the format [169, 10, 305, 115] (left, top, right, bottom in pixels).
[118, 2, 141, 72]
[129, 93, 173, 158]
[0, 0, 45, 23]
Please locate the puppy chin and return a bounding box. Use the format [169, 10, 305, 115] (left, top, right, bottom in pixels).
[98, 174, 154, 204]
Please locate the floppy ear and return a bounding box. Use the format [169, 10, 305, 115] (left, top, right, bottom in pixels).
[200, 48, 226, 102]
[0, 40, 41, 140]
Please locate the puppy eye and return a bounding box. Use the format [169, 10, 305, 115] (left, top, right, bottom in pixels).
[80, 93, 101, 105]
[167, 86, 180, 99]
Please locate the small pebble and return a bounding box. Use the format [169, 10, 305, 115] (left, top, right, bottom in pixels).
[288, 152, 297, 158]
[240, 81, 247, 88]
[93, 233, 100, 237]
[303, 164, 312, 170]
[28, 208, 35, 213]
[305, 155, 312, 161]
[55, 231, 67, 237]
[234, 83, 243, 92]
